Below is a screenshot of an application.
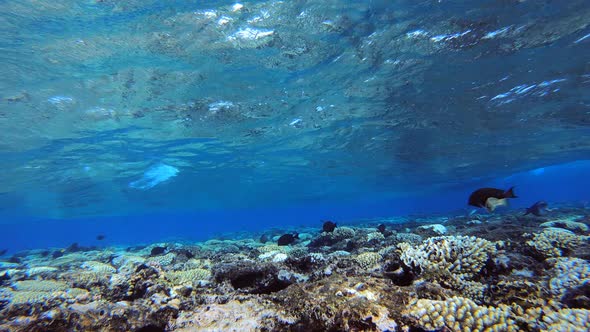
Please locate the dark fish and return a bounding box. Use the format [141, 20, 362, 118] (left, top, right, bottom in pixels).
[52, 251, 64, 259]
[96, 234, 106, 241]
[277, 233, 299, 246]
[0, 249, 7, 256]
[259, 234, 269, 243]
[468, 187, 517, 212]
[376, 224, 393, 237]
[150, 246, 167, 256]
[66, 242, 81, 253]
[8, 256, 21, 264]
[173, 248, 194, 259]
[322, 221, 337, 233]
[524, 201, 548, 217]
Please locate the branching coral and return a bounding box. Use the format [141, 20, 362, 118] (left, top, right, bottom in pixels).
[167, 268, 211, 286]
[332, 227, 356, 241]
[526, 228, 589, 259]
[406, 296, 517, 332]
[81, 261, 116, 274]
[398, 236, 498, 282]
[147, 253, 176, 266]
[354, 252, 382, 269]
[524, 307, 590, 331]
[546, 257, 590, 297]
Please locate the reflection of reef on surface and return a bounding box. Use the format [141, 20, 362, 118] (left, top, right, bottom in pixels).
[1, 206, 589, 331]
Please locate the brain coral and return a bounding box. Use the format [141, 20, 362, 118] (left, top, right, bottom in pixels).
[406, 296, 517, 332]
[398, 236, 498, 282]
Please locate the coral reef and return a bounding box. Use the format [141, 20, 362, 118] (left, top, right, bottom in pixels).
[0, 207, 588, 331]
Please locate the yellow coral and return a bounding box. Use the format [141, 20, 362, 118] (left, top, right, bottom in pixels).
[168, 268, 211, 285]
[366, 232, 385, 242]
[525, 307, 590, 331]
[257, 244, 288, 254]
[406, 296, 517, 332]
[526, 228, 589, 258]
[9, 290, 59, 305]
[147, 253, 176, 266]
[81, 261, 116, 274]
[13, 280, 68, 292]
[26, 266, 58, 277]
[354, 252, 382, 269]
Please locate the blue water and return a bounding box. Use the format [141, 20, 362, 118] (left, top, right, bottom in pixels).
[2, 160, 589, 252]
[0, 0, 589, 252]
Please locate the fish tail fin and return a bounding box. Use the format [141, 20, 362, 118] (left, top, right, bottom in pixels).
[505, 186, 517, 198]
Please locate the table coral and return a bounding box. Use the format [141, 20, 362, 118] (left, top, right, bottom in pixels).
[81, 261, 116, 274]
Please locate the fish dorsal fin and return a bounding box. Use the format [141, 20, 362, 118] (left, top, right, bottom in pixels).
[486, 197, 508, 212]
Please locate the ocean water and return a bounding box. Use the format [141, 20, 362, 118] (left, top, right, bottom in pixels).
[1, 1, 590, 331]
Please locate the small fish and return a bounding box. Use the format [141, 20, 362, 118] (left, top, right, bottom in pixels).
[322, 220, 337, 233]
[259, 234, 269, 243]
[150, 246, 167, 256]
[468, 187, 517, 212]
[96, 234, 106, 241]
[376, 224, 393, 237]
[524, 201, 548, 217]
[277, 233, 299, 246]
[0, 249, 7, 256]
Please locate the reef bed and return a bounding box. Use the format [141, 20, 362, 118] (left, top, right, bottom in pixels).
[1, 207, 589, 332]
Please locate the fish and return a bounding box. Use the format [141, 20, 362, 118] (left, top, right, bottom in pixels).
[468, 187, 517, 212]
[0, 249, 7, 256]
[277, 233, 299, 246]
[322, 221, 337, 233]
[150, 246, 167, 256]
[96, 234, 106, 241]
[524, 201, 548, 216]
[259, 234, 270, 243]
[376, 223, 393, 237]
